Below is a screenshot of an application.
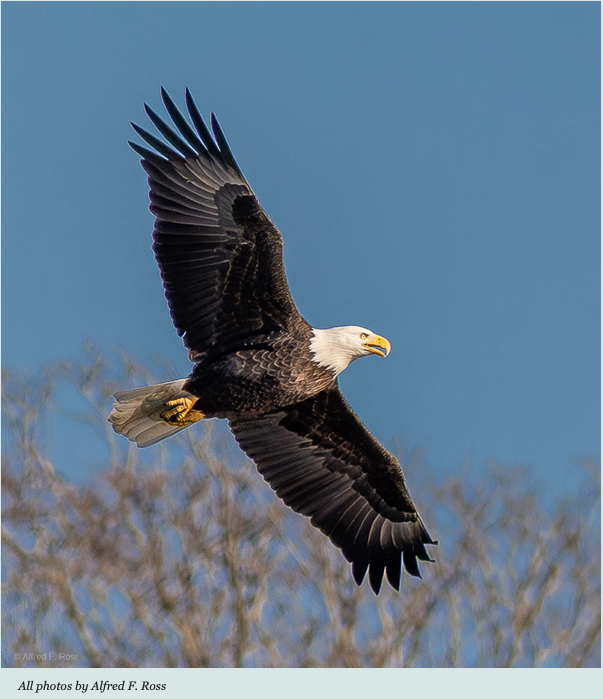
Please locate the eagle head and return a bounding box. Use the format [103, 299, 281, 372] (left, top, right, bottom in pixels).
[309, 326, 391, 376]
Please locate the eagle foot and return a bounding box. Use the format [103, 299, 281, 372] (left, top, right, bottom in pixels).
[160, 398, 205, 426]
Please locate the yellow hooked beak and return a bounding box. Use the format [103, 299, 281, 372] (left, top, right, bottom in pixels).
[362, 334, 391, 358]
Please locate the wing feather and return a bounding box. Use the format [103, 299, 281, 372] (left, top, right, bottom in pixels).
[185, 88, 223, 160]
[229, 387, 436, 594]
[143, 104, 199, 158]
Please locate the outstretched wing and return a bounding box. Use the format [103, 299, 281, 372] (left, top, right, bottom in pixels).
[228, 387, 436, 594]
[130, 88, 305, 361]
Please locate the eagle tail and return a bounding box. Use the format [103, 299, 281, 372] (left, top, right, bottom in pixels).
[108, 379, 202, 448]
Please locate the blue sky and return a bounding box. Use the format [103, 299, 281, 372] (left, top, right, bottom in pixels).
[2, 2, 600, 496]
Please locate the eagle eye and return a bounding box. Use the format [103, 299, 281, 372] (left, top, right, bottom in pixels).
[360, 333, 368, 340]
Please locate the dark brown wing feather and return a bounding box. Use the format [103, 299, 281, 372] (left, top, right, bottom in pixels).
[130, 88, 305, 360]
[228, 387, 436, 594]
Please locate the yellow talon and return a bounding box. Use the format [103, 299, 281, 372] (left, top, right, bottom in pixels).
[160, 397, 205, 426]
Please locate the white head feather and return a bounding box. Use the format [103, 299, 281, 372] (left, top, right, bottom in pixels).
[309, 326, 391, 376]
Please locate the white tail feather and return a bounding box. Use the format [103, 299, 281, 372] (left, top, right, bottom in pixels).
[108, 379, 197, 448]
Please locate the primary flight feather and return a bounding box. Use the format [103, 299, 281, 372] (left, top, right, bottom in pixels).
[109, 88, 436, 594]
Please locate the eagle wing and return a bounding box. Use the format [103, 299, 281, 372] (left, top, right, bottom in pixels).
[228, 387, 436, 594]
[130, 88, 304, 360]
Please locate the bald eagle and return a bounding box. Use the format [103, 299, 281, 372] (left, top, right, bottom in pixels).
[109, 89, 436, 594]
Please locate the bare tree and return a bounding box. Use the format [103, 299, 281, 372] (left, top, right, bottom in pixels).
[2, 348, 600, 667]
